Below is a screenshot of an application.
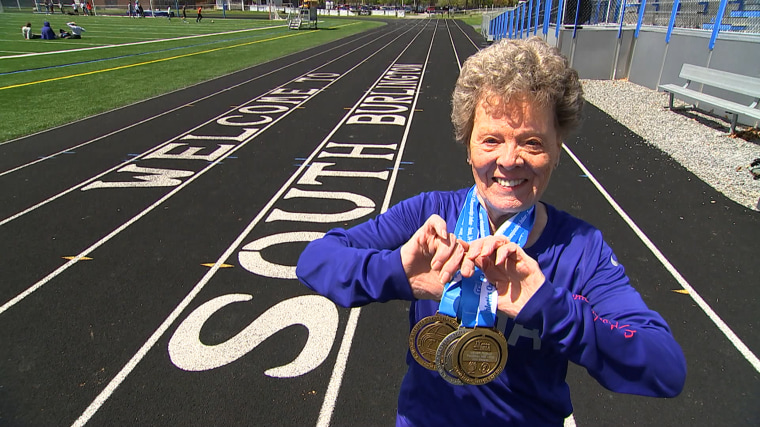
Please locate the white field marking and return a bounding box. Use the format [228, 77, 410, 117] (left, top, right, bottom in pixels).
[0, 26, 287, 60]
[0, 30, 399, 227]
[317, 309, 361, 426]
[69, 21, 429, 427]
[0, 23, 422, 319]
[445, 19, 462, 71]
[321, 20, 435, 427]
[563, 145, 760, 373]
[450, 18, 480, 51]
[0, 24, 387, 170]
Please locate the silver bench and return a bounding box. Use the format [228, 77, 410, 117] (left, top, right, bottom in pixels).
[659, 64, 760, 134]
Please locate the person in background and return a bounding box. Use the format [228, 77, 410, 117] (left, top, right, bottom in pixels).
[182, 3, 187, 22]
[61, 21, 85, 39]
[22, 22, 34, 39]
[296, 37, 687, 427]
[167, 5, 172, 20]
[196, 5, 203, 23]
[86, 1, 93, 15]
[40, 21, 56, 39]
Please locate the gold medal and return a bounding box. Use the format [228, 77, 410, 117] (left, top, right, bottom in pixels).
[435, 328, 469, 385]
[408, 313, 459, 370]
[450, 327, 508, 385]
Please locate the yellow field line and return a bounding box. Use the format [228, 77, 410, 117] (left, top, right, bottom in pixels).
[0, 31, 304, 91]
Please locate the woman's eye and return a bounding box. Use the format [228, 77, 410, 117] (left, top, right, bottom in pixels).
[525, 139, 543, 148]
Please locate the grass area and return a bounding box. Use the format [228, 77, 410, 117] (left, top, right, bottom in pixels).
[0, 10, 383, 142]
[457, 14, 483, 30]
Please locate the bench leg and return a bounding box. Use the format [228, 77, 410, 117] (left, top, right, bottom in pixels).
[668, 92, 674, 110]
[729, 114, 738, 134]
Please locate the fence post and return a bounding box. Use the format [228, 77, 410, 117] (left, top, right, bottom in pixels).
[506, 11, 510, 39]
[604, 0, 617, 24]
[512, 10, 517, 38]
[613, 0, 622, 22]
[534, 0, 541, 35]
[528, 0, 534, 35]
[635, 0, 648, 38]
[594, 0, 601, 23]
[543, 0, 552, 35]
[617, 0, 626, 38]
[516, 5, 521, 38]
[665, 0, 680, 43]
[499, 12, 504, 39]
[492, 13, 498, 40]
[573, 0, 581, 38]
[709, 0, 729, 50]
[555, 0, 565, 39]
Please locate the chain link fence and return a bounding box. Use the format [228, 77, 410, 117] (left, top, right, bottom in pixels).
[483, 0, 760, 41]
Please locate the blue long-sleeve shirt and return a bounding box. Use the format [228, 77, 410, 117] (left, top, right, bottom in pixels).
[296, 189, 686, 426]
[40, 22, 55, 40]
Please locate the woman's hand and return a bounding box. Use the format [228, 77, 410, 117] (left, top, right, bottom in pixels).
[400, 215, 467, 301]
[461, 236, 545, 318]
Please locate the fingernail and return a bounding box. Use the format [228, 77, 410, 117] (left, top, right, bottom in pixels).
[439, 271, 450, 284]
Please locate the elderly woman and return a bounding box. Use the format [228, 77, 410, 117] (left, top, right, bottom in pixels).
[296, 37, 686, 426]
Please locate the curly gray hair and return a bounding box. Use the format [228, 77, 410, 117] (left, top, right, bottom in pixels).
[451, 37, 584, 143]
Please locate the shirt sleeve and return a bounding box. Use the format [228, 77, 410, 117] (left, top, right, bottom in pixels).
[515, 228, 687, 398]
[296, 193, 440, 308]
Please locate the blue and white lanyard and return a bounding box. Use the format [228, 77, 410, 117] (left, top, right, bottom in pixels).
[438, 186, 535, 328]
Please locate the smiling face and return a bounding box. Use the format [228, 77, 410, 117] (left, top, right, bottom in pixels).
[468, 95, 561, 228]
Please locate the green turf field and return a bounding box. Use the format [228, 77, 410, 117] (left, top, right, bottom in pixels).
[0, 11, 383, 143]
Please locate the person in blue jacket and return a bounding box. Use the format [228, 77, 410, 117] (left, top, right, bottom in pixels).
[40, 21, 56, 40]
[296, 37, 686, 427]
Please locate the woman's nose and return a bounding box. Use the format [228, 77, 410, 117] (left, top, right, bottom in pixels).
[497, 143, 523, 170]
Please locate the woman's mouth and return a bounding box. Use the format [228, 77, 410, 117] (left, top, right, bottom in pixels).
[494, 177, 525, 188]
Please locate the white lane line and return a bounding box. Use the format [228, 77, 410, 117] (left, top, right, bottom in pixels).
[0, 23, 414, 317]
[563, 145, 760, 373]
[316, 308, 361, 427]
[0, 27, 392, 223]
[451, 19, 481, 51]
[0, 26, 287, 60]
[320, 20, 435, 427]
[445, 19, 462, 71]
[70, 21, 427, 427]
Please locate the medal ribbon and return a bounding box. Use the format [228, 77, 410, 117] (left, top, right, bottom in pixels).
[438, 186, 535, 328]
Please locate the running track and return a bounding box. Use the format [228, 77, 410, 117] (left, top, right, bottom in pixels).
[1, 18, 758, 426]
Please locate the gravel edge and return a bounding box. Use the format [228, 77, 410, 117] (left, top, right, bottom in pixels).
[580, 79, 760, 212]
